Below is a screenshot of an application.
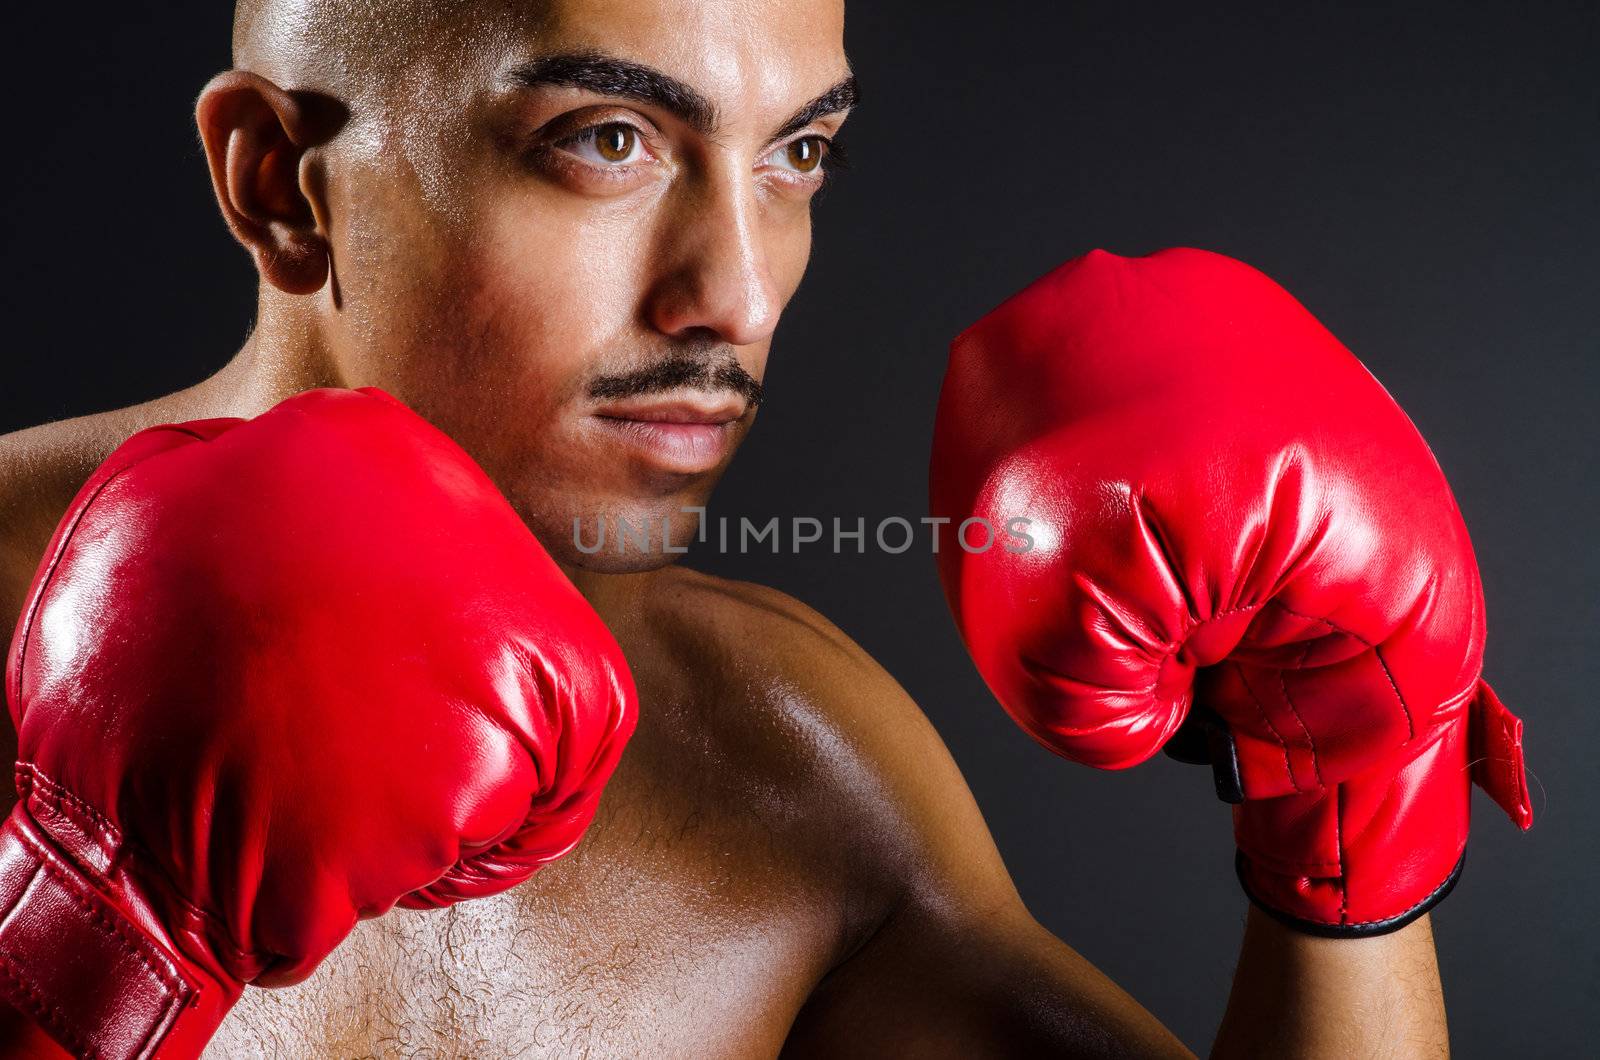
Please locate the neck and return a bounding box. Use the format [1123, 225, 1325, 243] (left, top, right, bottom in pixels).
[190, 288, 344, 419]
[561, 563, 664, 620]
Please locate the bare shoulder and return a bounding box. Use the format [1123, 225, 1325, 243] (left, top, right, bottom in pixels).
[0, 395, 209, 621]
[643, 567, 893, 697]
[637, 566, 934, 756]
[1, 407, 144, 501]
[0, 415, 113, 607]
[629, 566, 1011, 896]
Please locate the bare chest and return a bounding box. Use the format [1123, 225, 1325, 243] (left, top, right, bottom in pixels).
[205, 732, 850, 1058]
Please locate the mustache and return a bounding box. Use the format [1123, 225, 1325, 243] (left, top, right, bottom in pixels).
[587, 352, 764, 409]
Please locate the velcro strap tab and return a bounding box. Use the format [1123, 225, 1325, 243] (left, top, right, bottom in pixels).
[1468, 679, 1534, 830]
[0, 810, 195, 1060]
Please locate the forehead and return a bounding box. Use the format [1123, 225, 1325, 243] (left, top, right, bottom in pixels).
[502, 0, 849, 120]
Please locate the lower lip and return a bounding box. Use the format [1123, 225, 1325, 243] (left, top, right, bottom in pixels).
[592, 417, 734, 474]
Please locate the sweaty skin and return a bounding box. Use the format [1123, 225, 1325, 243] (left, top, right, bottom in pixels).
[0, 0, 1447, 1056]
[0, 409, 1182, 1057]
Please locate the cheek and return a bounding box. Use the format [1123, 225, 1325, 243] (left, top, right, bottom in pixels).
[473, 202, 646, 361]
[766, 200, 816, 308]
[341, 192, 636, 393]
[322, 226, 591, 476]
[402, 247, 592, 442]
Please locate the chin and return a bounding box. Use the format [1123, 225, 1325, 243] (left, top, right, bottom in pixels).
[559, 549, 684, 575]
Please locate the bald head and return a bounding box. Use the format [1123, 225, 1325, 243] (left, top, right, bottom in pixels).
[205, 0, 853, 568]
[231, 0, 514, 102]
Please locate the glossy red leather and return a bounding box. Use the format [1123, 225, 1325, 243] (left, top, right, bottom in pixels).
[931, 248, 1531, 935]
[0, 388, 637, 1057]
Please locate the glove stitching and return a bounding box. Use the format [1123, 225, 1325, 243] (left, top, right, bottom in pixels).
[1372, 645, 1416, 741]
[1330, 857, 1461, 929]
[17, 766, 271, 976]
[1263, 598, 1417, 742]
[7, 826, 192, 1059]
[0, 955, 102, 1060]
[15, 763, 123, 855]
[1279, 642, 1324, 788]
[1259, 855, 1343, 874]
[20, 832, 188, 997]
[1142, 603, 1267, 686]
[1241, 851, 1465, 933]
[1234, 663, 1300, 793]
[1131, 488, 1203, 629]
[1139, 600, 1265, 690]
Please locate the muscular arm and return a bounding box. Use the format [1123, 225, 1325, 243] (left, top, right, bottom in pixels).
[783, 868, 1190, 1058]
[772, 603, 1445, 1056]
[757, 602, 1189, 1057]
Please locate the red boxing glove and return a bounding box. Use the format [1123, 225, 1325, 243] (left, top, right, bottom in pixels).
[0, 388, 637, 1058]
[931, 248, 1531, 936]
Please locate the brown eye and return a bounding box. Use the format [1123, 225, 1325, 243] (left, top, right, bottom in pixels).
[595, 124, 636, 163]
[786, 136, 824, 173]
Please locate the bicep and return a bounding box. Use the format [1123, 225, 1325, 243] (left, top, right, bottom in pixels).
[782, 887, 1190, 1058]
[783, 653, 1190, 1058]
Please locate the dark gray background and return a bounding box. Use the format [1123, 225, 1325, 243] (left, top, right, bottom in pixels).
[2, 2, 1594, 1053]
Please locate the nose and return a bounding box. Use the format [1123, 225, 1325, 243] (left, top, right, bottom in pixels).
[643, 166, 784, 348]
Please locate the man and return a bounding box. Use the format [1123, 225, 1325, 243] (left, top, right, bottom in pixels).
[0, 1, 1459, 1054]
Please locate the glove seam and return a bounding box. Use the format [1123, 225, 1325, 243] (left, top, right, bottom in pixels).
[1280, 641, 1325, 788]
[15, 821, 189, 998]
[1372, 644, 1416, 742]
[0, 954, 101, 1060]
[1232, 663, 1301, 794]
[18, 764, 272, 980]
[16, 763, 124, 862]
[1263, 597, 1374, 647]
[1239, 850, 1465, 936]
[1246, 854, 1344, 874]
[1259, 597, 1420, 750]
[7, 817, 194, 1060]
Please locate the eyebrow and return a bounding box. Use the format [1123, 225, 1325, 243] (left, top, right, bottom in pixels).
[770, 77, 859, 142]
[506, 50, 858, 143]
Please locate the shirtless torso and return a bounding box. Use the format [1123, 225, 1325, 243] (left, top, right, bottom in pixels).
[0, 2, 1460, 1050]
[0, 383, 1180, 1058]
